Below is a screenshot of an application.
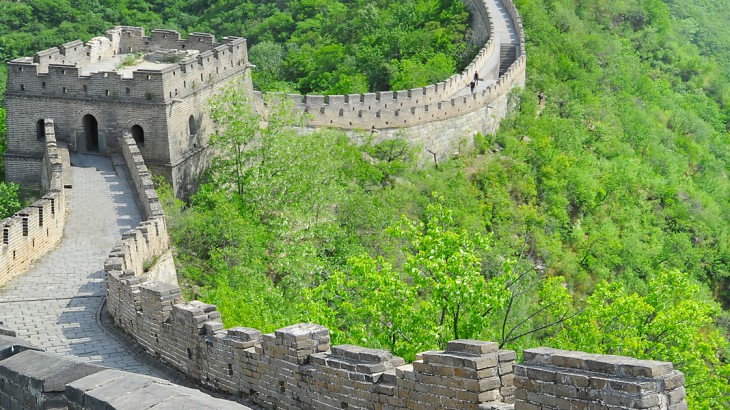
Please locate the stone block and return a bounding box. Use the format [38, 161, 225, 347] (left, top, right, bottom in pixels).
[619, 358, 674, 378]
[0, 350, 105, 393]
[67, 369, 252, 409]
[0, 335, 40, 361]
[498, 350, 517, 362]
[446, 340, 498, 355]
[228, 327, 262, 342]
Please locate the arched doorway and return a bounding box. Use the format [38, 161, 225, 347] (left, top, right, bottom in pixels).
[83, 114, 99, 152]
[36, 119, 45, 141]
[131, 125, 144, 147]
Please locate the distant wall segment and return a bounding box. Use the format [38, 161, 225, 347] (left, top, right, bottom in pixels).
[255, 0, 527, 160]
[0, 120, 67, 287]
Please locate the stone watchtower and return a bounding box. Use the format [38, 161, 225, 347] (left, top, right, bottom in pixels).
[4, 26, 253, 196]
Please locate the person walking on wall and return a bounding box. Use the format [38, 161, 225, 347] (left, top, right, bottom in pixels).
[474, 72, 480, 84]
[470, 80, 476, 94]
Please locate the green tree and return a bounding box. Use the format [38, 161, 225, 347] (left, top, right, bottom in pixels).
[305, 195, 512, 359]
[0, 182, 21, 219]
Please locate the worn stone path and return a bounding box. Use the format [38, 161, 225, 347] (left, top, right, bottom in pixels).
[455, 0, 520, 97]
[0, 154, 162, 376]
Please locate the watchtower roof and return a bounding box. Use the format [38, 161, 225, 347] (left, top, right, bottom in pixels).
[77, 50, 198, 79]
[5, 26, 249, 104]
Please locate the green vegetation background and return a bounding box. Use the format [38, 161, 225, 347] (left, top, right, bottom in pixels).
[1, 0, 730, 406]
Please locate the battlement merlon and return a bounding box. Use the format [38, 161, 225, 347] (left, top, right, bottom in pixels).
[5, 27, 250, 104]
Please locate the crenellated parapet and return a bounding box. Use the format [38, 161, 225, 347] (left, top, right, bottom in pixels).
[119, 132, 163, 219]
[0, 120, 67, 286]
[254, 0, 526, 136]
[6, 27, 248, 104]
[0, 335, 251, 409]
[4, 26, 252, 198]
[515, 347, 688, 409]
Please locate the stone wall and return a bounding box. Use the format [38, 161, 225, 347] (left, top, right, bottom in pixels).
[120, 132, 163, 220]
[0, 334, 250, 410]
[4, 26, 252, 197]
[0, 120, 66, 287]
[254, 0, 526, 161]
[106, 133, 175, 287]
[104, 287, 518, 410]
[7, 27, 248, 105]
[514, 347, 688, 410]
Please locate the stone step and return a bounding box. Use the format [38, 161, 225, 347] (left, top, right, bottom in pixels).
[499, 44, 518, 76]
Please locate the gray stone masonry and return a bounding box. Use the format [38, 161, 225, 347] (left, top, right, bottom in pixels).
[0, 120, 66, 288]
[0, 153, 163, 376]
[66, 369, 250, 410]
[514, 347, 688, 410]
[0, 349, 105, 409]
[0, 332, 41, 361]
[0, 336, 251, 410]
[5, 25, 252, 197]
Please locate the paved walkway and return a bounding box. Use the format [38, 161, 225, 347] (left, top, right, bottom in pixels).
[0, 154, 162, 376]
[454, 0, 520, 97]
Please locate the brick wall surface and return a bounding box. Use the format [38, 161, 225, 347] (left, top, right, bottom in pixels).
[0, 335, 252, 410]
[514, 347, 687, 410]
[4, 26, 252, 197]
[0, 120, 66, 287]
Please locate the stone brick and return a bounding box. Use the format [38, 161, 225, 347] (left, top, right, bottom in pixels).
[446, 340, 498, 355]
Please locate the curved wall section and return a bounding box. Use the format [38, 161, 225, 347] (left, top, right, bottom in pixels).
[0, 120, 67, 286]
[254, 0, 527, 160]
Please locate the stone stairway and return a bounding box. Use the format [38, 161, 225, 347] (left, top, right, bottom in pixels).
[499, 44, 518, 76]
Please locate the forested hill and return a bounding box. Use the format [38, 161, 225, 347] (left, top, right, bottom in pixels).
[1, 0, 730, 406]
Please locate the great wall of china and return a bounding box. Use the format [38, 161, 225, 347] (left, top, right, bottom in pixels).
[0, 0, 689, 408]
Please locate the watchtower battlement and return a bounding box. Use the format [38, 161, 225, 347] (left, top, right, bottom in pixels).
[6, 27, 248, 104]
[4, 27, 253, 197]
